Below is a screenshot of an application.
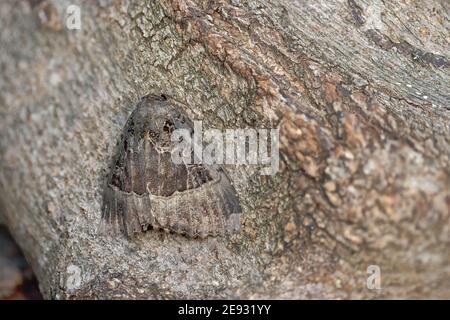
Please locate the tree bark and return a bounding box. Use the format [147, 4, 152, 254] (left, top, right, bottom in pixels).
[0, 0, 449, 299]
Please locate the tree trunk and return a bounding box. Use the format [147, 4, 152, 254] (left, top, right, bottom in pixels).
[0, 0, 449, 299]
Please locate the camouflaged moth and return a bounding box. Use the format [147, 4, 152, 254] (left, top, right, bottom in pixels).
[99, 94, 241, 238]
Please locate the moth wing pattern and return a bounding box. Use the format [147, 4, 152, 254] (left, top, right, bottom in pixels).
[99, 94, 242, 238]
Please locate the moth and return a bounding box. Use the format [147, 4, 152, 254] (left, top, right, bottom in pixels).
[99, 94, 241, 238]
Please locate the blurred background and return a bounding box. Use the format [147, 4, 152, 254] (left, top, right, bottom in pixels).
[0, 216, 42, 300]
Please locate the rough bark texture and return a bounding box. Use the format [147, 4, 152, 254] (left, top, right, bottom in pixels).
[0, 0, 449, 299]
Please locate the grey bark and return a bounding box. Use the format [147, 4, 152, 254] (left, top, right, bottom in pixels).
[0, 0, 449, 299]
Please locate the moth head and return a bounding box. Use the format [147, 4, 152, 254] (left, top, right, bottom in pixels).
[127, 95, 193, 152]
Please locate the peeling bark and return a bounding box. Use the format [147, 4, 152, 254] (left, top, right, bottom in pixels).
[0, 0, 449, 299]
